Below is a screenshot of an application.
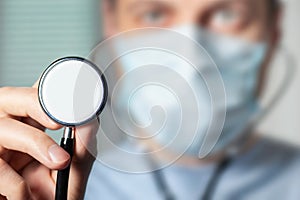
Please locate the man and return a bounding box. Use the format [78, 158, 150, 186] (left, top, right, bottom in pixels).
[0, 0, 299, 200]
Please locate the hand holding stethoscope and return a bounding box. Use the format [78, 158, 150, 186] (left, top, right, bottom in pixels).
[0, 56, 107, 200]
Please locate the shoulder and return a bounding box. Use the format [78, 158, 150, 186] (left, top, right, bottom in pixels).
[231, 136, 300, 173]
[84, 142, 159, 200]
[85, 160, 152, 200]
[245, 136, 300, 166]
[224, 136, 300, 183]
[215, 137, 300, 199]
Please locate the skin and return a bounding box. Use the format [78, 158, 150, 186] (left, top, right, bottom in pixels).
[0, 0, 281, 199]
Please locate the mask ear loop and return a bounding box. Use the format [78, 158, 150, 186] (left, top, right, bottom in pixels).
[225, 44, 297, 157]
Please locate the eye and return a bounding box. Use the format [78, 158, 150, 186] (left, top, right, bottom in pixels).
[140, 10, 168, 26]
[208, 8, 243, 31]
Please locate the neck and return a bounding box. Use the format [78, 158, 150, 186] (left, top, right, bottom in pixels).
[137, 134, 260, 168]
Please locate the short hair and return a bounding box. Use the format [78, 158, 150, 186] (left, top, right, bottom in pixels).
[270, 0, 280, 13]
[108, 0, 280, 15]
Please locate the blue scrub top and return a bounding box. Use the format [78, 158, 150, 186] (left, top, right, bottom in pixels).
[84, 137, 300, 200]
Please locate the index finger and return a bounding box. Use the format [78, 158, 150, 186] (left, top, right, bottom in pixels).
[0, 87, 61, 130]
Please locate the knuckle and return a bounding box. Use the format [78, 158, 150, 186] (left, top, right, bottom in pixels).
[0, 113, 9, 119]
[0, 159, 10, 181]
[0, 159, 6, 171]
[27, 88, 38, 105]
[14, 180, 31, 199]
[28, 89, 42, 114]
[35, 131, 49, 142]
[28, 88, 38, 98]
[16, 180, 28, 192]
[0, 160, 30, 200]
[0, 146, 5, 155]
[0, 87, 14, 111]
[0, 87, 13, 96]
[0, 117, 11, 128]
[31, 132, 52, 150]
[23, 88, 40, 120]
[18, 128, 47, 155]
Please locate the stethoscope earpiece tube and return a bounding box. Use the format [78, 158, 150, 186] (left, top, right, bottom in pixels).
[55, 127, 75, 200]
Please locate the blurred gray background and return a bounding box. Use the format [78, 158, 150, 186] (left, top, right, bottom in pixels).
[257, 0, 300, 146]
[0, 0, 100, 86]
[0, 0, 299, 145]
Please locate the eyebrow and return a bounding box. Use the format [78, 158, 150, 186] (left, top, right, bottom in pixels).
[126, 0, 177, 13]
[125, 0, 254, 16]
[203, 0, 252, 10]
[203, 0, 255, 18]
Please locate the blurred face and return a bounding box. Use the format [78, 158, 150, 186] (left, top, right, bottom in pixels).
[101, 0, 281, 161]
[103, 0, 281, 95]
[105, 0, 278, 43]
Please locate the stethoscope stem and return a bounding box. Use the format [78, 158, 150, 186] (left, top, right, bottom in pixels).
[62, 126, 75, 141]
[55, 127, 75, 200]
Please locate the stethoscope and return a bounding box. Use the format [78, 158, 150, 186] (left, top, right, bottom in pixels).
[38, 57, 108, 200]
[150, 157, 232, 200]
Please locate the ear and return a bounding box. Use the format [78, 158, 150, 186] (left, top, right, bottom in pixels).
[270, 4, 283, 48]
[264, 4, 283, 67]
[256, 5, 283, 97]
[102, 0, 118, 37]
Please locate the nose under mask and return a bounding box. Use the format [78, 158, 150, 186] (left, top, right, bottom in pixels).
[111, 25, 267, 157]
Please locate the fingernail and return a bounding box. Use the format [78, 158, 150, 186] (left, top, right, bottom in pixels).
[48, 144, 70, 163]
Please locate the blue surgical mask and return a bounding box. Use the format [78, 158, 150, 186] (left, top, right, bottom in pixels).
[111, 25, 267, 157]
